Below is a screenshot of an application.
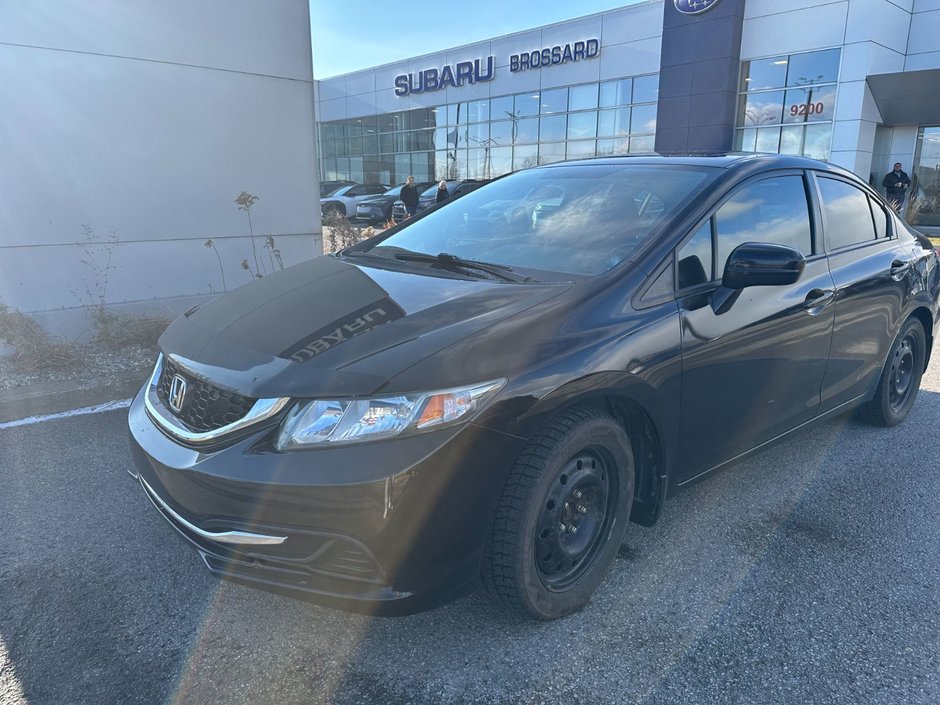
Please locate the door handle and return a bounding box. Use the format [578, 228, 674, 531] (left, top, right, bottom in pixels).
[802, 288, 835, 314]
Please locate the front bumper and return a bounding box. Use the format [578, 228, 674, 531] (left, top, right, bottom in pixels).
[354, 206, 385, 222]
[127, 387, 526, 615]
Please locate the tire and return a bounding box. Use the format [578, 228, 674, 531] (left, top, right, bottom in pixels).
[323, 203, 346, 218]
[860, 317, 926, 427]
[482, 407, 635, 620]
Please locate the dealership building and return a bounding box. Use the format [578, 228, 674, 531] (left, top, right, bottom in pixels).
[315, 0, 940, 228]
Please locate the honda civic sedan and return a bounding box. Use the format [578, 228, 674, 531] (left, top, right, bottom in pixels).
[128, 154, 939, 620]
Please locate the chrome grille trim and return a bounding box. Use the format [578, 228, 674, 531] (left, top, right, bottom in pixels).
[140, 477, 287, 545]
[144, 353, 290, 445]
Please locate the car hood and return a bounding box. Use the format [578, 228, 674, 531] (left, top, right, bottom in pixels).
[158, 255, 571, 399]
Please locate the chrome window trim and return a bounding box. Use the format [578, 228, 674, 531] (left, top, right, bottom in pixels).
[140, 477, 287, 546]
[144, 353, 290, 445]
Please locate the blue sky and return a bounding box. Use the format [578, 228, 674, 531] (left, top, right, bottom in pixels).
[309, 0, 647, 78]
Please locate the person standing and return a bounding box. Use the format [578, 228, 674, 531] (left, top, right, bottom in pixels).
[882, 163, 911, 211]
[400, 175, 420, 217]
[436, 180, 449, 204]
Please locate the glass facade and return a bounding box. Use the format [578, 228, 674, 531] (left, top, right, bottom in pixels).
[735, 48, 841, 161]
[318, 75, 659, 184]
[911, 126, 940, 227]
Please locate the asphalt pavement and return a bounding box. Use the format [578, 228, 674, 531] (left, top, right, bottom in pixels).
[2, 357, 940, 705]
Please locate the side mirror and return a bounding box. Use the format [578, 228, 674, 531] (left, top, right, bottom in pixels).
[711, 243, 806, 315]
[722, 242, 806, 290]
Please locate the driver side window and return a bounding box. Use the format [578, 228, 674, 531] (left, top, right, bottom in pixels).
[714, 175, 813, 273]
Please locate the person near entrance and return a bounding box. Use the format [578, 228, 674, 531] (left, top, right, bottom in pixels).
[882, 163, 911, 211]
[400, 175, 420, 217]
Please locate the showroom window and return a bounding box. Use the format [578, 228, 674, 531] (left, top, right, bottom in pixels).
[734, 48, 840, 161]
[318, 73, 659, 183]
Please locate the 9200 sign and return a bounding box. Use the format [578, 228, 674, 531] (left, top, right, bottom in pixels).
[791, 102, 825, 117]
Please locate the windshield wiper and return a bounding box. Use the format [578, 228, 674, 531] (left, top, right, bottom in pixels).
[392, 251, 534, 283]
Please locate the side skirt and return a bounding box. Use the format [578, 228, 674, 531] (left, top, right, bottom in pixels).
[674, 393, 868, 490]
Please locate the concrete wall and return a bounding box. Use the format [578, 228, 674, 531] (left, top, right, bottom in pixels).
[0, 0, 321, 337]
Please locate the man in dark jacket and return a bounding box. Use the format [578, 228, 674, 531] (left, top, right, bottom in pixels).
[882, 163, 911, 210]
[400, 176, 420, 217]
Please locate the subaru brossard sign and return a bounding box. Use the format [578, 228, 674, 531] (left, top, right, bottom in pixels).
[394, 38, 601, 97]
[674, 0, 720, 14]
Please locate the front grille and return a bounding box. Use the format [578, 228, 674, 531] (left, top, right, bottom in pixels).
[156, 357, 255, 433]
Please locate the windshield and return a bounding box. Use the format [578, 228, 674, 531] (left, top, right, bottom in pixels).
[369, 164, 717, 277]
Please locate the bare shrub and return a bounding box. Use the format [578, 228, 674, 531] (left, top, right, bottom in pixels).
[323, 212, 374, 253]
[0, 303, 79, 372]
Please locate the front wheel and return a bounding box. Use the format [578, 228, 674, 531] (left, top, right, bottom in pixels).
[860, 317, 926, 427]
[482, 408, 634, 620]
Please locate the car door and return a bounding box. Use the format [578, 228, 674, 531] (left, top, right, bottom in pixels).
[676, 171, 836, 482]
[812, 172, 917, 411]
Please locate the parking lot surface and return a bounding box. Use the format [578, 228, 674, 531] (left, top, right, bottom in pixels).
[2, 356, 939, 705]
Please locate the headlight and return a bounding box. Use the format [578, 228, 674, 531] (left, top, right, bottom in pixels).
[275, 380, 505, 450]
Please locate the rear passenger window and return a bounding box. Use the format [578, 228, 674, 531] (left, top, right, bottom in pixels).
[715, 175, 813, 274]
[869, 197, 888, 239]
[817, 177, 876, 249]
[677, 220, 713, 289]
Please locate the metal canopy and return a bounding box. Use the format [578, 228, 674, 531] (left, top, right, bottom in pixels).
[867, 69, 940, 126]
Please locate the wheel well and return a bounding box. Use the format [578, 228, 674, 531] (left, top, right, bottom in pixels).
[910, 307, 934, 370]
[566, 394, 666, 527]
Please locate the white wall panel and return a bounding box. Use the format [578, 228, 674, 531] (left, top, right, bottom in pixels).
[906, 10, 940, 56]
[741, 3, 848, 58]
[446, 42, 493, 69]
[541, 16, 603, 49]
[318, 77, 347, 101]
[0, 0, 313, 81]
[538, 56, 602, 89]
[599, 37, 662, 80]
[0, 1, 318, 323]
[745, 0, 846, 18]
[492, 30, 541, 69]
[602, 3, 664, 45]
[345, 72, 375, 96]
[845, 0, 912, 53]
[318, 96, 348, 121]
[831, 118, 877, 152]
[904, 51, 940, 71]
[346, 93, 376, 118]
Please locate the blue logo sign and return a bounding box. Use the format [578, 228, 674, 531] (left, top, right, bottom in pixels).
[674, 0, 720, 14]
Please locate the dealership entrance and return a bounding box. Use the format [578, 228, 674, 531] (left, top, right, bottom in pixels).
[912, 127, 940, 228]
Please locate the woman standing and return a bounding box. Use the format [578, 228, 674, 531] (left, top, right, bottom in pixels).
[436, 180, 449, 204]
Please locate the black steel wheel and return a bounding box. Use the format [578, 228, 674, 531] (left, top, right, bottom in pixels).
[860, 317, 926, 427]
[482, 407, 635, 620]
[534, 448, 615, 591]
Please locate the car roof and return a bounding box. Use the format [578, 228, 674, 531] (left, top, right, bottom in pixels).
[551, 152, 858, 179]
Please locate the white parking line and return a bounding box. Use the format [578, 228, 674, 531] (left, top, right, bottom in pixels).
[0, 398, 132, 430]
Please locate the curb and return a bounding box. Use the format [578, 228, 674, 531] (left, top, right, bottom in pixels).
[0, 370, 149, 423]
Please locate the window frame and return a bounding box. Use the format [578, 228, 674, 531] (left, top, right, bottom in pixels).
[808, 170, 894, 254]
[670, 169, 822, 296]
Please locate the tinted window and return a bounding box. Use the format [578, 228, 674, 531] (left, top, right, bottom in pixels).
[677, 220, 713, 289]
[716, 175, 812, 272]
[644, 262, 675, 301]
[869, 196, 888, 239]
[367, 165, 718, 278]
[817, 177, 876, 250]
